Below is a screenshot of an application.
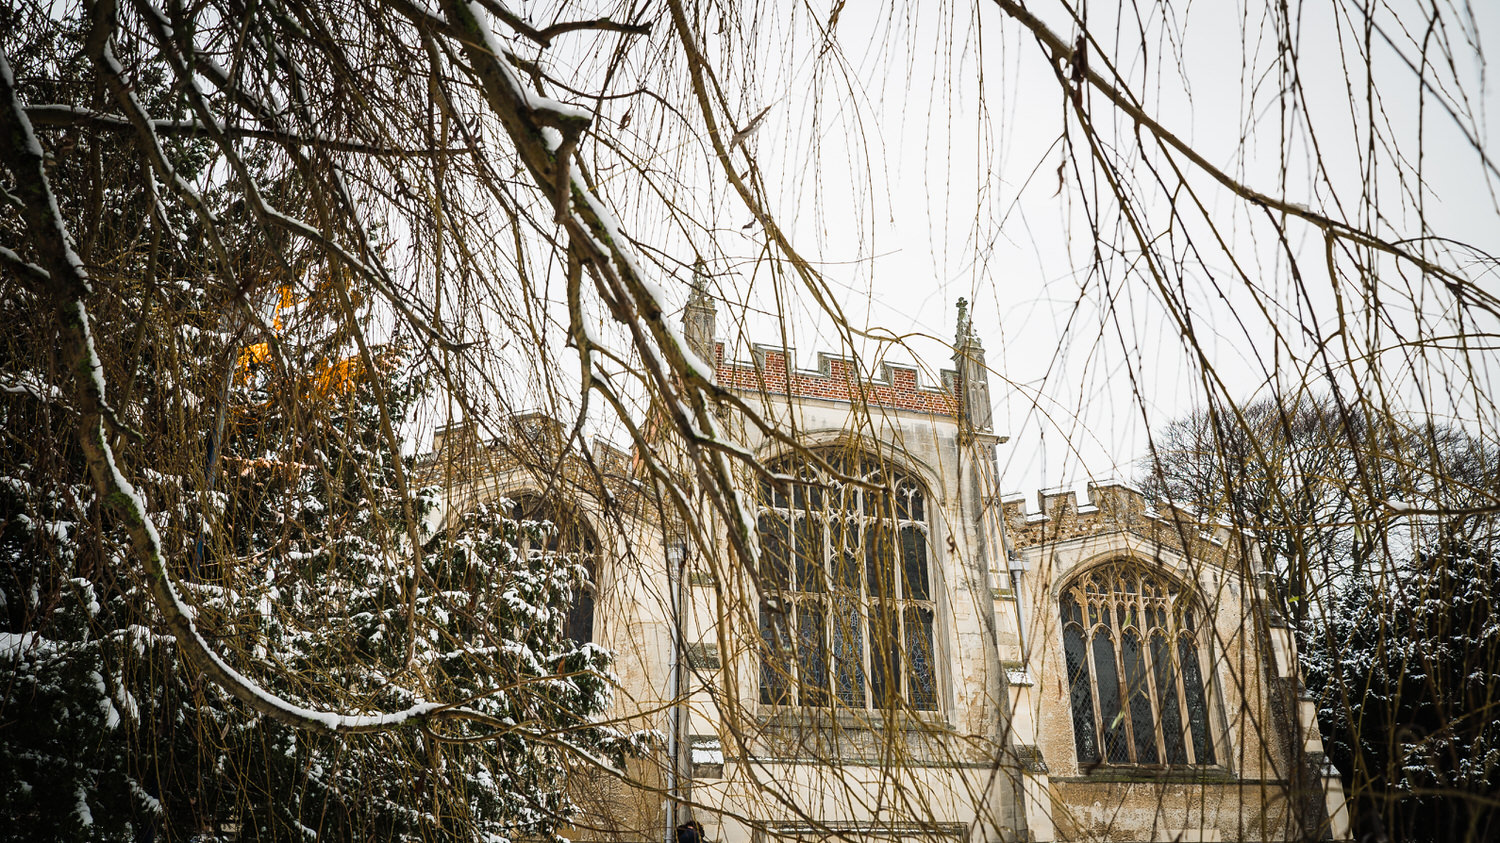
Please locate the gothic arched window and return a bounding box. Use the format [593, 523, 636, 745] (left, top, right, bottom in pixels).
[756, 451, 937, 711]
[1060, 563, 1217, 766]
[512, 494, 597, 645]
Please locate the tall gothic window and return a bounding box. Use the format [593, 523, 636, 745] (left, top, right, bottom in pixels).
[756, 451, 938, 711]
[512, 495, 597, 645]
[1060, 563, 1218, 766]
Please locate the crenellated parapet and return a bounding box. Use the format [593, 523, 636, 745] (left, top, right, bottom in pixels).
[418, 412, 633, 495]
[714, 342, 963, 417]
[1003, 481, 1243, 565]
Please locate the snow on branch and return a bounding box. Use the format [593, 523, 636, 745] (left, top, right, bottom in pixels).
[435, 0, 768, 576]
[24, 104, 473, 156]
[987, 0, 1500, 319]
[0, 46, 485, 738]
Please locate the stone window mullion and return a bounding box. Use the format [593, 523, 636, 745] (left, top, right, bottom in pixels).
[1092, 594, 1116, 759]
[1062, 563, 1219, 768]
[757, 452, 938, 713]
[1119, 588, 1143, 764]
[1142, 596, 1170, 764]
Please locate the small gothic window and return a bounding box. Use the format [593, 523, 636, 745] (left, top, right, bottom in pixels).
[1060, 563, 1217, 766]
[512, 495, 598, 645]
[756, 451, 937, 711]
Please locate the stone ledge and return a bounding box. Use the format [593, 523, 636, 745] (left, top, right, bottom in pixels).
[1051, 766, 1250, 785]
[756, 706, 949, 733]
[743, 755, 999, 772]
[768, 821, 968, 839]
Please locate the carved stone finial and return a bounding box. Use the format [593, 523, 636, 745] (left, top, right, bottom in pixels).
[683, 260, 717, 370]
[954, 297, 982, 350]
[689, 260, 710, 304]
[952, 297, 991, 432]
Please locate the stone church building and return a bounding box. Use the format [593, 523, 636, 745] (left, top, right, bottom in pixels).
[426, 285, 1351, 843]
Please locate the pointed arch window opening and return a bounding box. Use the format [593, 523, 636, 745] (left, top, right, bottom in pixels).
[1060, 563, 1217, 767]
[511, 495, 598, 646]
[757, 452, 938, 712]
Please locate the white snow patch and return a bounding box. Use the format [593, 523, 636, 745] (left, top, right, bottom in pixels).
[0, 371, 65, 402]
[128, 778, 163, 815]
[75, 786, 93, 827]
[91, 670, 121, 729]
[0, 631, 40, 659]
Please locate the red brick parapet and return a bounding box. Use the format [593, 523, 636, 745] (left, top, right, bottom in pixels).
[714, 342, 962, 417]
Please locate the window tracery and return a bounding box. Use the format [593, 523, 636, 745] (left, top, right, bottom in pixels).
[1060, 562, 1217, 766]
[756, 451, 937, 711]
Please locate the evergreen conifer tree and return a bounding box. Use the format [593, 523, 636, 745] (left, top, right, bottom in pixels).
[1, 8, 632, 837]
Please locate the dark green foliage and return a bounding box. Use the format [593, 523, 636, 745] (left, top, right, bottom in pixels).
[1306, 530, 1499, 842]
[1142, 394, 1500, 842]
[1, 7, 629, 839]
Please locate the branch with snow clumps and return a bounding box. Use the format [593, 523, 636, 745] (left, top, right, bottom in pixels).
[0, 47, 485, 738]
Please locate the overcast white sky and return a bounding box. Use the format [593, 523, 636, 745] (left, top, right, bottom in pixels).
[666, 0, 1500, 499]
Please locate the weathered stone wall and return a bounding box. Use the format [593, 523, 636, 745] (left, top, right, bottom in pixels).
[1003, 483, 1346, 841]
[423, 332, 1348, 842]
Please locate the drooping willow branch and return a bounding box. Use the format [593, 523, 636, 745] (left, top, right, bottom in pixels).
[0, 45, 495, 736]
[988, 0, 1500, 319]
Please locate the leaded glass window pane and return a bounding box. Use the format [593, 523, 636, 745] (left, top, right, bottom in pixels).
[1152, 631, 1188, 764]
[1180, 637, 1216, 764]
[1093, 630, 1129, 763]
[901, 526, 929, 600]
[796, 601, 828, 705]
[1062, 602, 1100, 763]
[866, 524, 893, 598]
[758, 513, 790, 591]
[833, 522, 862, 590]
[1062, 563, 1219, 767]
[905, 607, 937, 710]
[832, 601, 865, 707]
[757, 452, 939, 713]
[792, 479, 821, 509]
[1122, 629, 1159, 764]
[897, 480, 924, 521]
[870, 601, 900, 707]
[760, 597, 791, 705]
[794, 516, 825, 593]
